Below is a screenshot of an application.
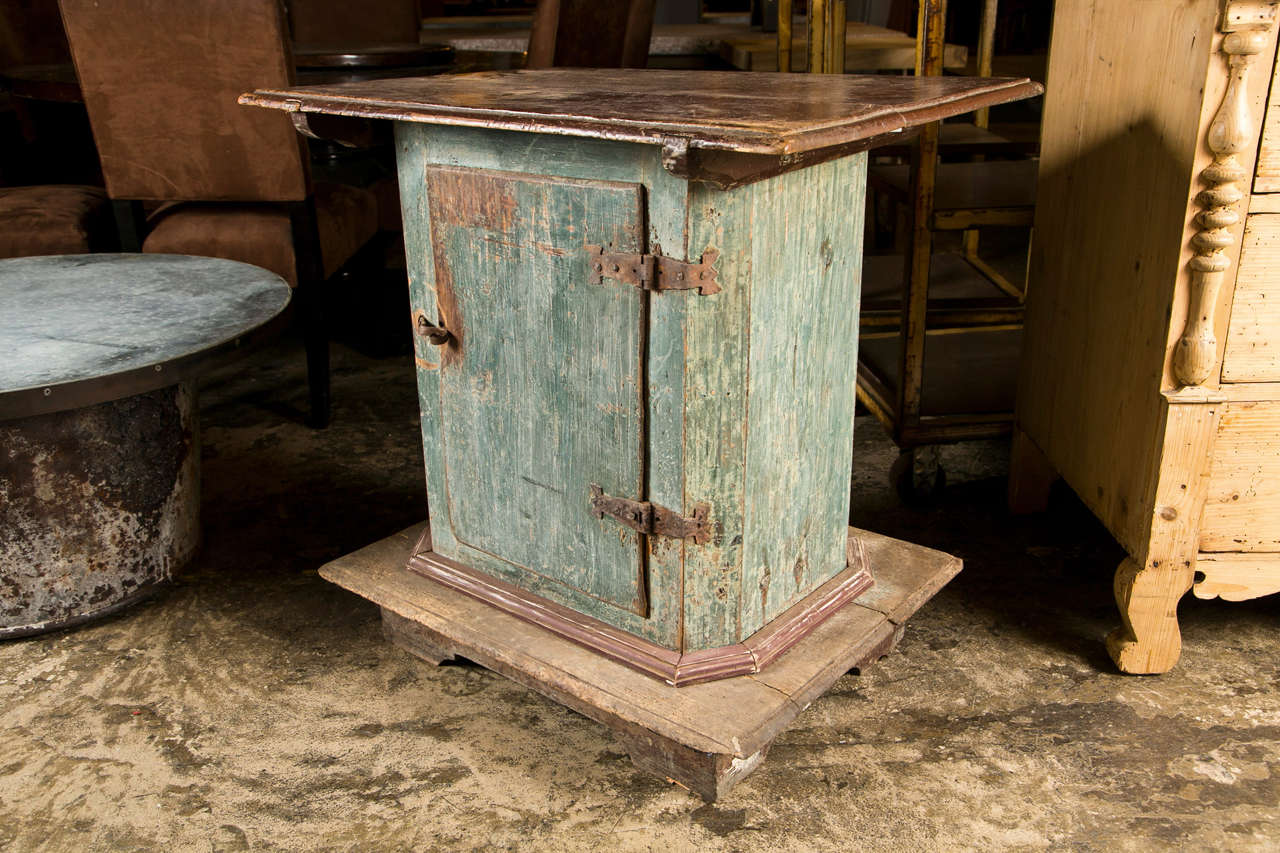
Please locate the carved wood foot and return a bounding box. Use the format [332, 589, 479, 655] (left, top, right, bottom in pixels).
[1007, 427, 1058, 514]
[1106, 556, 1195, 674]
[614, 729, 770, 803]
[381, 607, 458, 665]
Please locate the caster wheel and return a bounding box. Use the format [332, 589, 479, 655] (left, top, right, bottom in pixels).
[890, 448, 946, 507]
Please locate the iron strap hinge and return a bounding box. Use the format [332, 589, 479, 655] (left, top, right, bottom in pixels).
[585, 245, 721, 295]
[589, 485, 711, 545]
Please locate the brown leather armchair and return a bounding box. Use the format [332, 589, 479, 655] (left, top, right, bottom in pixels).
[58, 0, 379, 427]
[0, 184, 111, 256]
[526, 0, 655, 69]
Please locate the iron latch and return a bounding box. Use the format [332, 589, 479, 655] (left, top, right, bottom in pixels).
[585, 246, 721, 295]
[590, 485, 711, 545]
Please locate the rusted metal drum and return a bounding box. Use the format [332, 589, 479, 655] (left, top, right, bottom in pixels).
[0, 254, 290, 638]
[0, 383, 199, 637]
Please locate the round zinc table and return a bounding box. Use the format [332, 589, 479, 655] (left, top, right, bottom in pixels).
[0, 254, 290, 638]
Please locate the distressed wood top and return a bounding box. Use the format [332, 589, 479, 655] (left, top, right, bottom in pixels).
[241, 69, 1042, 156]
[0, 254, 290, 419]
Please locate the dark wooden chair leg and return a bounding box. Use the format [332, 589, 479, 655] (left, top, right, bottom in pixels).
[112, 200, 146, 252]
[299, 287, 331, 429]
[290, 201, 331, 429]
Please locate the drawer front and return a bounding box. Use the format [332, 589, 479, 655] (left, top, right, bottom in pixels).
[1201, 401, 1280, 551]
[1255, 48, 1280, 193]
[1222, 214, 1280, 381]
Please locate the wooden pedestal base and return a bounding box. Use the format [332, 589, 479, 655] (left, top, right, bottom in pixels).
[321, 523, 961, 801]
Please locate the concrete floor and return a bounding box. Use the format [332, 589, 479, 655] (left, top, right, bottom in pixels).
[3, 334, 1279, 852]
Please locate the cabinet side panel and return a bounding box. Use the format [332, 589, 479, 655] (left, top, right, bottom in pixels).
[679, 176, 754, 649]
[740, 152, 865, 636]
[1019, 0, 1218, 554]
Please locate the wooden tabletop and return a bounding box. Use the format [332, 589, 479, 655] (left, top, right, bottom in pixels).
[242, 69, 1042, 157]
[0, 254, 290, 419]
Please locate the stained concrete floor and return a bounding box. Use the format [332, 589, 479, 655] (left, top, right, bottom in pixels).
[3, 333, 1280, 852]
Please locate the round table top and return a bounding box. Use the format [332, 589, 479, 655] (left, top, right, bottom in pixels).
[0, 254, 290, 420]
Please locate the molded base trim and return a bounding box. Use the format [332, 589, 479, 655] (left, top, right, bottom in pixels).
[406, 529, 874, 686]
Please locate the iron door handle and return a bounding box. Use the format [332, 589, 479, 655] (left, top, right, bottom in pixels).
[415, 313, 452, 346]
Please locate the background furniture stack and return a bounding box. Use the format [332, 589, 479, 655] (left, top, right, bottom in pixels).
[1010, 0, 1280, 673]
[855, 0, 1040, 502]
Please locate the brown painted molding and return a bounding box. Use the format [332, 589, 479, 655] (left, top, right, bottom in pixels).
[406, 529, 874, 687]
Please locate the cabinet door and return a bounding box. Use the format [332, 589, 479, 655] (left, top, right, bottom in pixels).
[425, 166, 649, 616]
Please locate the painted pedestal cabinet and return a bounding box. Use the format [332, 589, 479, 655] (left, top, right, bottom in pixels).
[1010, 0, 1280, 675]
[245, 69, 1040, 798]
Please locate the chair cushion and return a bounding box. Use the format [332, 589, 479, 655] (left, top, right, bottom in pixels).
[141, 181, 379, 286]
[0, 185, 110, 258]
[143, 203, 298, 284]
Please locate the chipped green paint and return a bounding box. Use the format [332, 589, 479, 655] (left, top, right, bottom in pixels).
[681, 154, 866, 649]
[739, 156, 864, 633]
[427, 166, 648, 615]
[397, 124, 687, 647]
[396, 123, 866, 653]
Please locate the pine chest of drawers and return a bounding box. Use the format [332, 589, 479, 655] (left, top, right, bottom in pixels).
[1013, 0, 1280, 673]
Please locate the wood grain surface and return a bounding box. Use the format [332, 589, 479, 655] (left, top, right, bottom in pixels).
[241, 69, 1041, 156]
[1253, 45, 1280, 192]
[1201, 400, 1280, 552]
[1222, 214, 1280, 381]
[1194, 551, 1280, 601]
[425, 166, 650, 616]
[1015, 0, 1255, 557]
[320, 521, 961, 798]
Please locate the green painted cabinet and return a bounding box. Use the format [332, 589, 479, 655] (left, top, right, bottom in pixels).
[401, 124, 868, 658]
[245, 69, 1040, 684]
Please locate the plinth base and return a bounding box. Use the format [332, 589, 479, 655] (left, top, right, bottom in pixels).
[320, 522, 961, 801]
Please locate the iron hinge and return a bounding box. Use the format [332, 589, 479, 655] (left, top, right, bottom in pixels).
[585, 245, 721, 295]
[590, 485, 711, 545]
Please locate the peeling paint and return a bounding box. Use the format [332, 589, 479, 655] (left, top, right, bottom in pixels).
[0, 384, 198, 637]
